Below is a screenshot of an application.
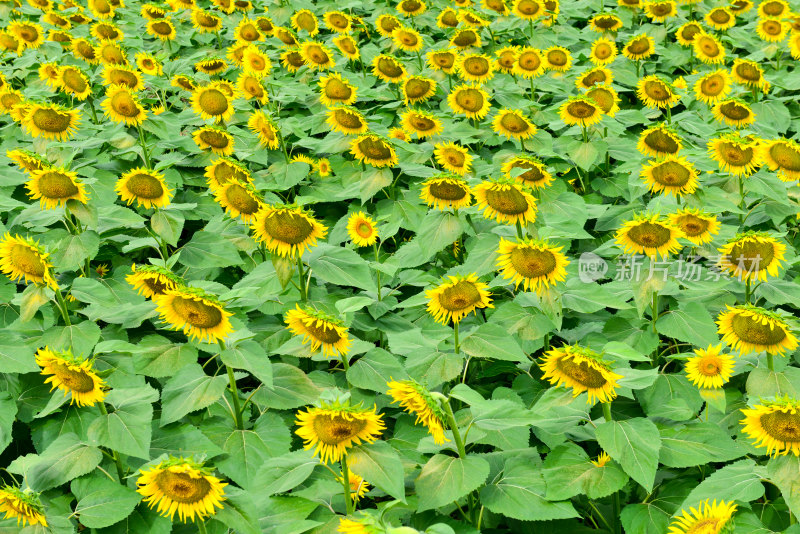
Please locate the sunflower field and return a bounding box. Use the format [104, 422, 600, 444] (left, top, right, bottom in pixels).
[4, 0, 800, 532]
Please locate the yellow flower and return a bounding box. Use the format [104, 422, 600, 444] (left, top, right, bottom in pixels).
[171, 74, 196, 92]
[685, 344, 733, 390]
[317, 158, 332, 177]
[643, 0, 677, 22]
[668, 208, 719, 246]
[350, 134, 398, 168]
[668, 500, 737, 533]
[458, 53, 495, 83]
[319, 72, 357, 107]
[717, 305, 798, 356]
[496, 237, 569, 293]
[474, 179, 537, 224]
[0, 486, 47, 528]
[712, 98, 755, 128]
[91, 21, 123, 41]
[708, 132, 760, 176]
[9, 21, 45, 48]
[585, 84, 620, 117]
[291, 9, 318, 36]
[543, 46, 572, 72]
[191, 8, 222, 33]
[335, 471, 370, 502]
[372, 54, 406, 83]
[392, 26, 423, 53]
[512, 0, 544, 19]
[0, 233, 58, 290]
[705, 7, 736, 30]
[483, 0, 509, 14]
[756, 17, 789, 42]
[513, 47, 545, 78]
[103, 85, 147, 126]
[495, 46, 518, 73]
[640, 156, 698, 197]
[559, 95, 603, 127]
[95, 40, 127, 66]
[540, 344, 622, 404]
[741, 397, 800, 456]
[589, 37, 617, 66]
[22, 102, 80, 141]
[214, 182, 263, 222]
[116, 167, 172, 209]
[397, 0, 426, 16]
[273, 26, 299, 46]
[591, 452, 611, 467]
[238, 73, 269, 104]
[195, 58, 228, 76]
[492, 108, 536, 140]
[451, 28, 481, 49]
[436, 7, 459, 28]
[433, 142, 473, 175]
[247, 110, 280, 150]
[622, 33, 655, 60]
[615, 213, 684, 258]
[375, 14, 401, 37]
[402, 75, 437, 105]
[295, 402, 385, 464]
[0, 31, 23, 55]
[790, 33, 800, 60]
[718, 233, 786, 282]
[6, 148, 50, 174]
[333, 35, 359, 60]
[126, 263, 181, 298]
[241, 44, 272, 79]
[26, 166, 89, 210]
[730, 0, 753, 14]
[759, 138, 800, 182]
[57, 66, 91, 100]
[589, 13, 622, 32]
[0, 90, 25, 117]
[191, 85, 234, 123]
[137, 458, 227, 522]
[146, 18, 176, 41]
[326, 106, 368, 135]
[400, 108, 443, 139]
[636, 75, 680, 109]
[459, 8, 491, 26]
[421, 173, 473, 210]
[285, 305, 351, 357]
[675, 21, 703, 46]
[427, 49, 458, 74]
[193, 125, 235, 156]
[325, 11, 352, 33]
[347, 211, 378, 247]
[102, 64, 144, 92]
[251, 204, 327, 258]
[386, 379, 448, 444]
[205, 157, 252, 191]
[693, 32, 726, 64]
[502, 154, 552, 189]
[637, 124, 682, 158]
[694, 69, 730, 105]
[154, 286, 234, 343]
[426, 273, 493, 324]
[731, 58, 769, 93]
[447, 84, 491, 119]
[300, 40, 336, 70]
[758, 0, 789, 17]
[36, 347, 106, 407]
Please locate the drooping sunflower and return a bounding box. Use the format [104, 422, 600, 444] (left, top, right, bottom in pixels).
[372, 54, 406, 83]
[437, 7, 460, 28]
[759, 138, 800, 182]
[731, 58, 768, 93]
[103, 85, 147, 126]
[426, 273, 493, 324]
[622, 33, 655, 60]
[56, 66, 91, 100]
[513, 47, 545, 78]
[718, 233, 786, 282]
[386, 379, 448, 444]
[756, 18, 789, 42]
[539, 344, 623, 404]
[641, 156, 699, 197]
[0, 233, 58, 290]
[350, 134, 398, 168]
[26, 166, 88, 209]
[685, 344, 734, 390]
[492, 108, 537, 140]
[496, 237, 569, 293]
[451, 28, 481, 49]
[502, 155, 553, 189]
[402, 75, 436, 105]
[190, 85, 234, 123]
[7, 99, 31, 124]
[643, 0, 677, 22]
[400, 108, 443, 139]
[0, 486, 47, 528]
[712, 98, 755, 128]
[214, 181, 262, 222]
[285, 305, 351, 357]
[473, 179, 537, 224]
[300, 41, 336, 70]
[708, 132, 760, 176]
[35, 347, 106, 407]
[375, 14, 401, 37]
[324, 11, 352, 33]
[589, 13, 623, 32]
[433, 142, 473, 175]
[191, 8, 223, 33]
[44, 11, 71, 29]
[22, 102, 80, 141]
[729, 0, 753, 14]
[137, 457, 227, 523]
[392, 26, 424, 53]
[741, 397, 800, 456]
[296, 401, 385, 464]
[325, 106, 368, 136]
[693, 32, 726, 64]
[290, 9, 317, 37]
[483, 0, 510, 15]
[205, 157, 252, 191]
[543, 46, 572, 72]
[457, 53, 495, 84]
[195, 58, 228, 76]
[427, 49, 459, 74]
[141, 3, 167, 19]
[272, 26, 299, 46]
[115, 168, 172, 209]
[589, 38, 617, 66]
[668, 208, 719, 245]
[171, 74, 196, 92]
[495, 46, 518, 73]
[154, 286, 233, 343]
[126, 263, 182, 298]
[347, 211, 378, 247]
[101, 64, 144, 92]
[193, 125, 235, 156]
[615, 213, 684, 258]
[704, 6, 736, 31]
[694, 69, 731, 105]
[668, 500, 737, 534]
[459, 8, 491, 27]
[717, 305, 798, 356]
[637, 75, 680, 109]
[247, 110, 280, 150]
[69, 38, 96, 64]
[319, 72, 357, 107]
[637, 124, 682, 158]
[421, 173, 473, 210]
[237, 73, 269, 104]
[447, 84, 491, 119]
[6, 149, 50, 174]
[618, 0, 641, 7]
[559, 95, 603, 127]
[575, 66, 613, 89]
[251, 204, 327, 257]
[333, 35, 359, 60]
[675, 21, 703, 46]
[586, 84, 621, 117]
[49, 30, 73, 46]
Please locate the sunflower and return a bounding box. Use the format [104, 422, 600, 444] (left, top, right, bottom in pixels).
[290, 9, 317, 36]
[296, 401, 385, 464]
[397, 0, 426, 16]
[492, 108, 537, 140]
[756, 18, 789, 42]
[495, 46, 518, 73]
[790, 33, 800, 60]
[38, 62, 61, 88]
[195, 58, 228, 76]
[615, 213, 684, 258]
[317, 158, 332, 177]
[685, 344, 734, 390]
[251, 204, 327, 257]
[618, 0, 640, 7]
[543, 46, 572, 72]
[589, 13, 623, 32]
[205, 157, 252, 191]
[539, 344, 623, 404]
[643, 0, 677, 22]
[292, 154, 317, 173]
[333, 35, 359, 60]
[71, 39, 98, 63]
[591, 452, 611, 468]
[146, 18, 176, 41]
[512, 0, 544, 19]
[0, 233, 58, 290]
[191, 8, 222, 33]
[589, 37, 617, 66]
[300, 41, 336, 70]
[693, 33, 726, 64]
[190, 85, 233, 123]
[347, 211, 378, 247]
[622, 33, 655, 60]
[704, 7, 736, 31]
[759, 138, 800, 181]
[35, 347, 106, 407]
[741, 397, 800, 456]
[324, 11, 352, 33]
[154, 286, 233, 343]
[126, 263, 181, 298]
[135, 53, 162, 76]
[667, 208, 719, 245]
[693, 69, 731, 105]
[459, 8, 491, 26]
[586, 84, 621, 117]
[436, 7, 459, 28]
[115, 167, 172, 209]
[338, 517, 378, 534]
[717, 305, 798, 355]
[731, 58, 768, 92]
[247, 110, 280, 149]
[427, 49, 458, 74]
[712, 98, 755, 128]
[392, 26, 423, 53]
[375, 14, 401, 37]
[718, 233, 786, 282]
[483, 0, 510, 14]
[102, 64, 144, 91]
[87, 0, 115, 18]
[729, 0, 753, 14]
[447, 84, 491, 119]
[675, 21, 703, 46]
[496, 237, 569, 293]
[285, 305, 351, 357]
[95, 40, 128, 66]
[641, 156, 698, 197]
[575, 66, 613, 90]
[758, 0, 789, 17]
[372, 54, 406, 83]
[255, 15, 274, 35]
[350, 134, 398, 168]
[637, 124, 682, 158]
[336, 471, 370, 502]
[326, 106, 368, 135]
[171, 74, 196, 92]
[102, 85, 147, 126]
[559, 95, 603, 127]
[386, 379, 448, 444]
[0, 486, 47, 528]
[238, 73, 268, 104]
[451, 28, 481, 49]
[512, 47, 545, 78]
[226, 42, 249, 67]
[141, 3, 167, 19]
[421, 173, 473, 210]
[22, 103, 80, 141]
[8, 101, 31, 124]
[708, 132, 760, 176]
[426, 273, 493, 324]
[501, 154, 553, 189]
[401, 75, 436, 105]
[137, 457, 227, 523]
[49, 30, 73, 46]
[272, 26, 298, 46]
[57, 66, 91, 100]
[241, 45, 272, 79]
[6, 149, 50, 174]
[43, 11, 71, 29]
[26, 166, 88, 209]
[668, 500, 737, 533]
[456, 53, 494, 84]
[91, 21, 122, 41]
[429, 144, 471, 177]
[193, 125, 235, 156]
[9, 21, 45, 49]
[319, 72, 357, 107]
[637, 75, 680, 109]
[473, 179, 537, 224]
[0, 31, 23, 55]
[400, 108, 443, 139]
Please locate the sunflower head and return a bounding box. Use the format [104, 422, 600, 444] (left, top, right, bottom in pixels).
[372, 54, 406, 83]
[731, 58, 768, 92]
[668, 500, 737, 534]
[451, 28, 481, 49]
[0, 233, 58, 290]
[644, 0, 677, 21]
[759, 138, 800, 181]
[501, 154, 553, 189]
[496, 237, 569, 293]
[559, 95, 604, 127]
[420, 173, 473, 210]
[214, 182, 263, 222]
[586, 84, 621, 117]
[247, 110, 280, 149]
[693, 32, 726, 64]
[154, 286, 234, 343]
[350, 134, 398, 168]
[636, 75, 680, 109]
[615, 213, 684, 258]
[195, 57, 228, 76]
[193, 125, 235, 156]
[0, 486, 48, 528]
[426, 273, 493, 324]
[402, 75, 436, 105]
[251, 204, 328, 258]
[324, 11, 352, 33]
[400, 108, 443, 139]
[576, 66, 613, 90]
[35, 347, 106, 406]
[495, 46, 519, 73]
[512, 0, 544, 19]
[205, 156, 252, 190]
[685, 344, 734, 390]
[103, 85, 147, 126]
[333, 34, 359, 60]
[543, 46, 572, 72]
[718, 232, 786, 282]
[437, 7, 460, 28]
[299, 40, 335, 70]
[319, 72, 357, 107]
[285, 305, 351, 357]
[326, 106, 368, 135]
[335, 471, 370, 502]
[717, 305, 798, 356]
[146, 18, 176, 40]
[386, 379, 449, 444]
[171, 74, 196, 92]
[458, 53, 495, 83]
[473, 178, 537, 225]
[126, 263, 182, 298]
[347, 211, 378, 247]
[589, 37, 617, 66]
[397, 0, 426, 16]
[26, 166, 89, 210]
[392, 25, 424, 53]
[641, 156, 698, 197]
[539, 344, 622, 404]
[295, 400, 385, 464]
[756, 17, 789, 42]
[22, 102, 80, 141]
[447, 83, 492, 119]
[675, 21, 703, 46]
[116, 167, 172, 209]
[492, 108, 537, 140]
[191, 84, 234, 122]
[591, 452, 611, 467]
[7, 148, 51, 174]
[589, 13, 623, 32]
[637, 124, 682, 158]
[667, 208, 719, 246]
[623, 33, 655, 60]
[427, 49, 458, 73]
[57, 66, 91, 100]
[694, 69, 731, 105]
[375, 14, 401, 37]
[741, 396, 800, 457]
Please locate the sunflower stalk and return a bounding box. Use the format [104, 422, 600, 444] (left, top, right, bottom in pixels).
[453, 322, 460, 354]
[135, 124, 152, 169]
[53, 289, 71, 326]
[767, 353, 774, 372]
[220, 340, 244, 430]
[373, 244, 382, 301]
[651, 291, 659, 334]
[340, 455, 354, 515]
[745, 278, 751, 305]
[601, 403, 621, 534]
[296, 254, 308, 302]
[87, 98, 99, 124]
[97, 403, 126, 481]
[198, 520, 208, 534]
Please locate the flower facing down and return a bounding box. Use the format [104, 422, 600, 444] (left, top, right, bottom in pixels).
[741, 397, 800, 456]
[539, 345, 622, 403]
[386, 379, 448, 444]
[284, 305, 351, 358]
[295, 401, 385, 463]
[137, 457, 227, 522]
[154, 286, 234, 343]
[0, 486, 47, 527]
[35, 347, 106, 407]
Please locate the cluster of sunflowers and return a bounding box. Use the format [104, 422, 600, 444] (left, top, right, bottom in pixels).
[1, 0, 800, 531]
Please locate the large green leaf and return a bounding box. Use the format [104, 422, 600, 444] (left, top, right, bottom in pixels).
[71, 475, 142, 529]
[87, 386, 157, 459]
[596, 417, 661, 492]
[415, 454, 489, 512]
[348, 441, 406, 501]
[159, 364, 228, 425]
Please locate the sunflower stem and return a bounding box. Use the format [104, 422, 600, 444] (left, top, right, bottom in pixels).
[745, 278, 751, 305]
[340, 352, 350, 371]
[664, 105, 672, 125]
[415, 50, 423, 71]
[296, 254, 308, 302]
[87, 97, 99, 124]
[226, 364, 244, 430]
[454, 321, 460, 354]
[97, 403, 125, 481]
[767, 353, 774, 372]
[278, 131, 290, 162]
[515, 220, 524, 240]
[602, 402, 612, 422]
[54, 290, 71, 326]
[651, 291, 659, 334]
[215, 31, 222, 49]
[198, 520, 208, 534]
[442, 398, 467, 459]
[738, 175, 745, 225]
[341, 455, 354, 515]
[136, 123, 152, 169]
[373, 243, 382, 301]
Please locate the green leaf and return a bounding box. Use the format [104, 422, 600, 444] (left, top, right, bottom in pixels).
[470, 399, 536, 431]
[253, 450, 318, 495]
[596, 417, 661, 492]
[159, 364, 228, 425]
[52, 231, 100, 271]
[87, 386, 157, 459]
[656, 301, 719, 348]
[179, 231, 244, 268]
[40, 321, 101, 358]
[460, 323, 527, 362]
[0, 394, 18, 455]
[347, 347, 407, 392]
[767, 455, 800, 518]
[71, 475, 142, 529]
[150, 209, 184, 246]
[637, 374, 703, 421]
[306, 243, 374, 291]
[415, 454, 490, 512]
[348, 441, 406, 501]
[27, 433, 103, 491]
[360, 167, 392, 202]
[255, 363, 320, 410]
[221, 340, 273, 386]
[70, 277, 155, 328]
[542, 442, 628, 500]
[0, 336, 38, 373]
[19, 284, 49, 323]
[212, 486, 262, 534]
[681, 459, 765, 510]
[746, 367, 800, 398]
[130, 337, 198, 378]
[659, 422, 746, 468]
